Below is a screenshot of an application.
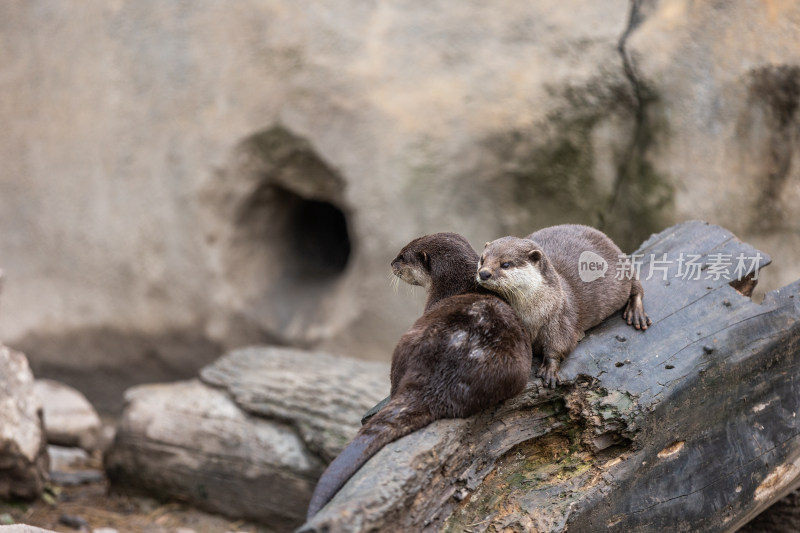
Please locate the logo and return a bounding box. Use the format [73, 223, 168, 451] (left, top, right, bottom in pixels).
[578, 251, 608, 282]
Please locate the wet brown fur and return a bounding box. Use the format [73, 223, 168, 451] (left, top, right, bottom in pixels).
[478, 224, 651, 388]
[307, 233, 531, 519]
[390, 232, 485, 311]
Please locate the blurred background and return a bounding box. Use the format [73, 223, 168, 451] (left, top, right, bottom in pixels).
[1, 0, 799, 416]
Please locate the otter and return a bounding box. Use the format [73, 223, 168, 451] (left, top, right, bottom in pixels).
[307, 233, 531, 519]
[477, 224, 651, 389]
[390, 231, 486, 312]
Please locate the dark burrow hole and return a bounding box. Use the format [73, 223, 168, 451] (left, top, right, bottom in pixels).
[240, 182, 352, 285]
[285, 191, 351, 280]
[224, 125, 357, 343]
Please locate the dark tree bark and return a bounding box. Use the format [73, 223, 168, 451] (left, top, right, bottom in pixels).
[300, 221, 800, 533]
[739, 488, 800, 533]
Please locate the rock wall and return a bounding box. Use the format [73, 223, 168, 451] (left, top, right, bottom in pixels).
[0, 1, 798, 409]
[626, 0, 800, 297]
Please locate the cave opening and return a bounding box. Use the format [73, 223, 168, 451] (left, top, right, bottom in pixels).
[215, 125, 357, 345]
[282, 188, 352, 281]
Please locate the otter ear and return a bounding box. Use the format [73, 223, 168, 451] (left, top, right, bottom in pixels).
[484, 242, 491, 249]
[418, 251, 430, 268]
[528, 249, 542, 263]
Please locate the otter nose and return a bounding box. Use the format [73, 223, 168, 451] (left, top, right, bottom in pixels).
[479, 269, 492, 281]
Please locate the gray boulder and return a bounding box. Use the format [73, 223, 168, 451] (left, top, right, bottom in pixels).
[105, 346, 389, 529]
[0, 345, 48, 500]
[0, 527, 57, 533]
[34, 379, 102, 452]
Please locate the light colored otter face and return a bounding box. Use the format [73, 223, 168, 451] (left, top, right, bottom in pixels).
[390, 249, 431, 289]
[476, 237, 545, 302]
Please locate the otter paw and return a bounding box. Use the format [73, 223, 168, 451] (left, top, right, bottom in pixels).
[536, 359, 562, 389]
[624, 301, 652, 331]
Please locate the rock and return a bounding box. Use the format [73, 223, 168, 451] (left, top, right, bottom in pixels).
[57, 515, 89, 530]
[105, 346, 389, 529]
[0, 524, 55, 533]
[47, 445, 92, 471]
[199, 346, 391, 461]
[106, 379, 321, 529]
[47, 446, 103, 487]
[0, 345, 48, 500]
[50, 470, 104, 487]
[34, 380, 102, 452]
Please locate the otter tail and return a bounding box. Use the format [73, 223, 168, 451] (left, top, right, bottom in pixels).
[306, 393, 433, 519]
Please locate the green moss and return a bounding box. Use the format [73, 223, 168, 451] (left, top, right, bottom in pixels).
[444, 430, 594, 532]
[485, 76, 674, 252]
[586, 389, 638, 425]
[500, 109, 606, 230]
[443, 387, 641, 531]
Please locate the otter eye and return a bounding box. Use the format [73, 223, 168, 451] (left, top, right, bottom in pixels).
[501, 262, 511, 269]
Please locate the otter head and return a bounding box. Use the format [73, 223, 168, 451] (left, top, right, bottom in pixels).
[391, 241, 432, 289]
[477, 237, 547, 303]
[391, 233, 480, 309]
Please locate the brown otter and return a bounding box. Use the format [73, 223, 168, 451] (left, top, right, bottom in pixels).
[307, 233, 531, 518]
[477, 224, 651, 389]
[390, 231, 486, 312]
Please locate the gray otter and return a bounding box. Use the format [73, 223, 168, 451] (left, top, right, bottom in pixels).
[477, 224, 651, 389]
[307, 233, 531, 518]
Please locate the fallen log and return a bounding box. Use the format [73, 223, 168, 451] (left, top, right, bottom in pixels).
[300, 221, 800, 533]
[105, 347, 390, 529]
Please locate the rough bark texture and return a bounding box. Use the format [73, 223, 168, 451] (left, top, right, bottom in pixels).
[106, 379, 320, 529]
[300, 221, 800, 533]
[105, 347, 389, 529]
[199, 347, 391, 463]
